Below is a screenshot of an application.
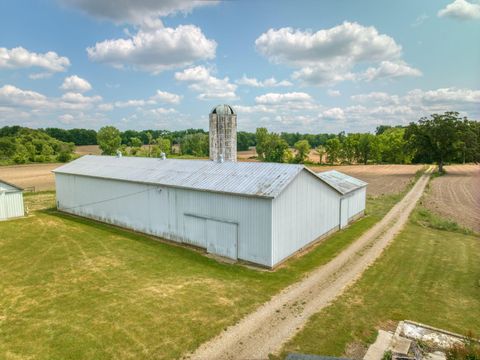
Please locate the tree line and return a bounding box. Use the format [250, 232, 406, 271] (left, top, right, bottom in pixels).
[0, 112, 478, 169]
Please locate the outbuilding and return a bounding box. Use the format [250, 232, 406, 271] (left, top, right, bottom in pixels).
[0, 179, 25, 221]
[53, 155, 367, 268]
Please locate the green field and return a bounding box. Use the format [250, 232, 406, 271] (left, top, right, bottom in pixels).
[278, 208, 480, 358]
[0, 190, 404, 360]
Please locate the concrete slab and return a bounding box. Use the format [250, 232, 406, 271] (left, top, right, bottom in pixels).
[364, 330, 393, 360]
[391, 336, 412, 355]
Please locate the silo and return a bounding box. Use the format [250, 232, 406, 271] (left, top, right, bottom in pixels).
[209, 104, 237, 162]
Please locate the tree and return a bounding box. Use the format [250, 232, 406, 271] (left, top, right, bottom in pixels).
[357, 133, 378, 165]
[255, 128, 269, 160]
[377, 128, 412, 164]
[325, 137, 341, 164]
[341, 134, 359, 164]
[294, 139, 311, 163]
[264, 133, 289, 163]
[156, 137, 171, 155]
[97, 126, 122, 155]
[180, 133, 209, 156]
[315, 145, 326, 164]
[405, 112, 462, 173]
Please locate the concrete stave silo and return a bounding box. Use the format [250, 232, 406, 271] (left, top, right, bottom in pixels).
[209, 104, 237, 162]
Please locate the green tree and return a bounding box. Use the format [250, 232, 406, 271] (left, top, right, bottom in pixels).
[357, 133, 379, 165]
[264, 133, 289, 163]
[294, 139, 311, 163]
[97, 126, 122, 155]
[405, 112, 463, 173]
[156, 137, 171, 155]
[325, 137, 341, 164]
[315, 145, 326, 164]
[377, 128, 412, 163]
[180, 133, 209, 156]
[255, 128, 269, 160]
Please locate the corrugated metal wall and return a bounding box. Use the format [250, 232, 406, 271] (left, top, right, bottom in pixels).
[345, 187, 366, 221]
[0, 191, 24, 220]
[271, 171, 341, 266]
[55, 173, 273, 266]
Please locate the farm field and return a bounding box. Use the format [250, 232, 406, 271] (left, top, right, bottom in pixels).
[75, 145, 102, 155]
[310, 164, 424, 197]
[0, 163, 60, 191]
[424, 164, 480, 232]
[0, 161, 422, 197]
[277, 207, 480, 359]
[0, 190, 404, 360]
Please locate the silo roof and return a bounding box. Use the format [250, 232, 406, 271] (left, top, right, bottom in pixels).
[210, 104, 236, 115]
[53, 156, 363, 199]
[316, 170, 367, 195]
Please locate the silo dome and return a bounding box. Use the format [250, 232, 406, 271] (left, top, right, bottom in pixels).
[209, 104, 237, 162]
[210, 104, 236, 116]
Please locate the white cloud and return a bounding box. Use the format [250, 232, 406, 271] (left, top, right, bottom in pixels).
[321, 107, 345, 120]
[351, 92, 400, 104]
[58, 114, 75, 124]
[255, 92, 312, 105]
[59, 0, 218, 25]
[151, 90, 182, 104]
[114, 89, 182, 108]
[438, 0, 480, 20]
[175, 66, 237, 100]
[87, 24, 216, 74]
[61, 75, 92, 93]
[327, 89, 341, 97]
[0, 46, 70, 72]
[359, 61, 422, 81]
[255, 22, 420, 85]
[405, 87, 480, 104]
[29, 72, 54, 80]
[235, 75, 293, 87]
[0, 85, 49, 109]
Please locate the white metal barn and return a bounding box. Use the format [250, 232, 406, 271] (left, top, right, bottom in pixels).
[53, 155, 367, 268]
[0, 180, 25, 221]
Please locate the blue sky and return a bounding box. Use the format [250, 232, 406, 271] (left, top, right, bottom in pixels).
[0, 0, 479, 133]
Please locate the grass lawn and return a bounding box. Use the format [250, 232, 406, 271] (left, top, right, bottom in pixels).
[277, 208, 480, 359]
[0, 189, 404, 360]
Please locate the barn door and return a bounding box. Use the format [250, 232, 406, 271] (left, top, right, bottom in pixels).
[206, 219, 238, 260]
[184, 215, 207, 248]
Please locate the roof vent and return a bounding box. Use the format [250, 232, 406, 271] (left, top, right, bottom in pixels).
[160, 152, 166, 160]
[116, 150, 122, 158]
[218, 154, 224, 163]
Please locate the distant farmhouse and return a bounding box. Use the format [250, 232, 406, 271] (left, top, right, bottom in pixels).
[53, 105, 367, 268]
[0, 180, 24, 221]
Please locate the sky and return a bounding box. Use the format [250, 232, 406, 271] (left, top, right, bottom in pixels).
[0, 0, 479, 133]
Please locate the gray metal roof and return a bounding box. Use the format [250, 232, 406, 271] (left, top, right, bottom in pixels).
[53, 155, 310, 198]
[316, 170, 367, 195]
[0, 179, 23, 192]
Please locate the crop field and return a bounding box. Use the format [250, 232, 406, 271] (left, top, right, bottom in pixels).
[0, 163, 60, 191]
[424, 164, 480, 232]
[311, 164, 424, 197]
[75, 145, 102, 155]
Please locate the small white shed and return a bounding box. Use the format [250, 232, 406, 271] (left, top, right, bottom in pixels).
[53, 156, 367, 268]
[0, 180, 25, 221]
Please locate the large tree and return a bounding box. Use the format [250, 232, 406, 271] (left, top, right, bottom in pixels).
[294, 139, 311, 163]
[404, 112, 462, 173]
[97, 126, 122, 155]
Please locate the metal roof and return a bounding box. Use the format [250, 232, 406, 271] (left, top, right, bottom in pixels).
[0, 179, 23, 192]
[53, 155, 310, 198]
[316, 170, 367, 195]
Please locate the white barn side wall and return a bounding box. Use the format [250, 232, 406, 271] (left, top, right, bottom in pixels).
[271, 170, 340, 266]
[344, 187, 366, 222]
[0, 192, 24, 220]
[55, 173, 273, 266]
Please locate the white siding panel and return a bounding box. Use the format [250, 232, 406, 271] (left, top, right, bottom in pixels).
[272, 170, 340, 266]
[345, 187, 366, 221]
[0, 192, 24, 220]
[55, 173, 272, 267]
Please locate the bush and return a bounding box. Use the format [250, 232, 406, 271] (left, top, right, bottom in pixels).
[446, 336, 480, 360]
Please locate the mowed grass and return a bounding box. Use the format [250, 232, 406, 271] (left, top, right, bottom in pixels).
[278, 208, 480, 359]
[0, 191, 403, 360]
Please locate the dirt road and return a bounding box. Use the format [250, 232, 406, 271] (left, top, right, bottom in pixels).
[0, 163, 59, 191]
[188, 167, 433, 360]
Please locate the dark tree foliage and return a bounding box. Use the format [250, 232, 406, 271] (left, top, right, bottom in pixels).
[43, 128, 97, 145]
[237, 131, 256, 151]
[404, 112, 478, 172]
